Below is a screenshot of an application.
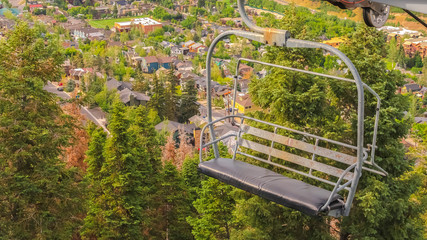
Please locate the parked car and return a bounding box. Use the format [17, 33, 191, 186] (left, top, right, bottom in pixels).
[57, 87, 64, 91]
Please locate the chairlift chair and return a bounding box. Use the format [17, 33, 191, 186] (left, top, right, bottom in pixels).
[198, 0, 388, 217]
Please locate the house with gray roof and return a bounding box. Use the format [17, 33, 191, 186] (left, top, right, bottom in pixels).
[155, 120, 196, 134]
[106, 78, 133, 91]
[118, 88, 150, 106]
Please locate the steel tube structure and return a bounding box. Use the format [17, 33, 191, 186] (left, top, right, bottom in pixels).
[203, 0, 384, 216]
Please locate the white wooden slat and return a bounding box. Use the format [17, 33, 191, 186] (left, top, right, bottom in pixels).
[243, 125, 357, 165]
[239, 139, 353, 181]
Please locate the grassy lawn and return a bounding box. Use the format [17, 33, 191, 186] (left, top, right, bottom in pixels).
[88, 15, 148, 29]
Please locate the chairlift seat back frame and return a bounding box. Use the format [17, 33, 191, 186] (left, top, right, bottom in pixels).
[199, 0, 387, 217]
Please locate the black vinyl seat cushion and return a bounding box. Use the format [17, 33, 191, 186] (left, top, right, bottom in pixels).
[198, 158, 344, 216]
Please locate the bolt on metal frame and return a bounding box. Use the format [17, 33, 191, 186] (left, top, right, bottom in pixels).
[201, 0, 386, 217]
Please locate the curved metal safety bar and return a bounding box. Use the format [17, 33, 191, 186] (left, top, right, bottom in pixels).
[320, 163, 356, 212]
[234, 58, 387, 176]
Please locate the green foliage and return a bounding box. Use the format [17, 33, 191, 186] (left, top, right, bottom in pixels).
[82, 100, 162, 239]
[152, 6, 172, 20]
[165, 67, 179, 121]
[250, 1, 356, 38]
[66, 79, 76, 92]
[94, 86, 116, 112]
[33, 7, 46, 15]
[178, 79, 199, 123]
[181, 16, 198, 29]
[181, 154, 203, 201]
[149, 74, 167, 119]
[336, 26, 424, 240]
[0, 22, 85, 239]
[152, 161, 193, 239]
[68, 6, 92, 18]
[54, 13, 68, 22]
[81, 128, 107, 238]
[187, 178, 236, 239]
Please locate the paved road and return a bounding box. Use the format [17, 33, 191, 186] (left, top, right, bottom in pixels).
[44, 82, 71, 100]
[198, 100, 228, 121]
[44, 82, 110, 134]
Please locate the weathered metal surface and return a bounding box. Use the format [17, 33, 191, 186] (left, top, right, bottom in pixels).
[243, 125, 357, 165]
[239, 139, 354, 181]
[263, 28, 290, 46]
[203, 0, 387, 214]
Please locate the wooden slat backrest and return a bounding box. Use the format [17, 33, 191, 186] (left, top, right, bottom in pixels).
[239, 139, 354, 181]
[243, 125, 357, 165]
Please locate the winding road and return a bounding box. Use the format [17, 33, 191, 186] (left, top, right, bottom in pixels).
[44, 82, 110, 134]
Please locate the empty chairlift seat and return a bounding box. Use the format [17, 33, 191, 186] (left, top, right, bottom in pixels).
[198, 117, 380, 217]
[199, 158, 344, 216]
[201, 13, 386, 216]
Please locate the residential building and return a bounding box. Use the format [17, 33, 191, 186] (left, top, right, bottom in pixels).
[69, 68, 93, 81]
[114, 17, 162, 34]
[59, 17, 86, 32]
[232, 93, 261, 114]
[106, 78, 133, 91]
[322, 37, 346, 48]
[379, 26, 422, 41]
[0, 16, 15, 31]
[160, 40, 175, 48]
[118, 88, 150, 106]
[118, 5, 139, 17]
[155, 120, 196, 135]
[182, 40, 195, 48]
[73, 28, 105, 40]
[62, 40, 79, 49]
[29, 4, 43, 12]
[141, 56, 174, 73]
[189, 43, 206, 53]
[238, 63, 253, 75]
[93, 6, 110, 19]
[171, 46, 183, 56]
[402, 83, 422, 94]
[176, 61, 194, 71]
[402, 37, 427, 58]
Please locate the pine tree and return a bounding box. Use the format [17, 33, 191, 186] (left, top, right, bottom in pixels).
[149, 74, 167, 119]
[81, 127, 107, 239]
[126, 105, 163, 236]
[83, 97, 143, 239]
[175, 130, 194, 170]
[187, 143, 235, 239]
[154, 161, 193, 239]
[187, 178, 236, 239]
[181, 154, 203, 202]
[82, 103, 163, 239]
[0, 22, 85, 239]
[178, 79, 199, 123]
[165, 66, 179, 121]
[62, 102, 89, 170]
[162, 133, 177, 164]
[337, 25, 426, 240]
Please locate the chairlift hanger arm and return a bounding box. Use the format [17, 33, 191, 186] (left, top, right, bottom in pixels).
[325, 0, 427, 28]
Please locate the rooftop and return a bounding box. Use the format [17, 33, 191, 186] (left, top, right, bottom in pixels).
[116, 18, 161, 27]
